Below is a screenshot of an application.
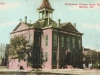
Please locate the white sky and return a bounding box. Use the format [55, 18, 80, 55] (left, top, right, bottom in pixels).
[0, 0, 100, 50]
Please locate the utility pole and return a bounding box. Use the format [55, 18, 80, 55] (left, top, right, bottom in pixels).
[97, 44, 98, 61]
[57, 19, 60, 69]
[57, 31, 59, 69]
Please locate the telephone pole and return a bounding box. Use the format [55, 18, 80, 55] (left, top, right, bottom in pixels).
[96, 44, 98, 61]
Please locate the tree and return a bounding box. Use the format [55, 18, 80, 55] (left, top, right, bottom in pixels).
[83, 50, 97, 62]
[9, 35, 31, 61]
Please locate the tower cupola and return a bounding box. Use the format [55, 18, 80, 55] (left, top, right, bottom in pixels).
[38, 0, 54, 19]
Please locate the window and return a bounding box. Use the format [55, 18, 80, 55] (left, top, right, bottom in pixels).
[67, 36, 70, 48]
[19, 60, 20, 62]
[35, 51, 40, 62]
[43, 52, 48, 61]
[24, 59, 26, 61]
[29, 34, 32, 45]
[61, 35, 64, 47]
[37, 34, 40, 46]
[79, 39, 81, 49]
[53, 51, 57, 62]
[72, 37, 75, 49]
[35, 34, 40, 46]
[53, 33, 57, 46]
[45, 35, 48, 46]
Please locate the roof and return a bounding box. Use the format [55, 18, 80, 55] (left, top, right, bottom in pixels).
[31, 18, 57, 29]
[13, 22, 33, 31]
[12, 18, 83, 35]
[38, 0, 53, 10]
[83, 48, 90, 51]
[57, 22, 83, 35]
[83, 48, 96, 52]
[12, 18, 57, 32]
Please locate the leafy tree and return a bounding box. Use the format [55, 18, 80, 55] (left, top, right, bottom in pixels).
[9, 35, 31, 61]
[83, 50, 99, 65]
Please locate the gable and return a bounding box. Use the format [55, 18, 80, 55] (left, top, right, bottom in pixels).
[13, 23, 29, 31]
[59, 22, 79, 32]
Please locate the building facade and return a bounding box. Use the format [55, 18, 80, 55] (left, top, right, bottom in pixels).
[9, 0, 83, 70]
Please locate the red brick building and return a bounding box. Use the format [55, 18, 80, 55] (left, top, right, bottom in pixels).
[9, 0, 83, 70]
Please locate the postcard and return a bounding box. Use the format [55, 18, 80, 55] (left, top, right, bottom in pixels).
[0, 0, 100, 75]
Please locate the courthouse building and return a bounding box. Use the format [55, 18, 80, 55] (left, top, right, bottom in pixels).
[9, 0, 83, 70]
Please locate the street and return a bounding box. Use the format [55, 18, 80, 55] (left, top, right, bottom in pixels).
[0, 66, 100, 75]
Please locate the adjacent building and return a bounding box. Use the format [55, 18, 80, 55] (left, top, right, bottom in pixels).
[9, 0, 83, 70]
[82, 47, 100, 68]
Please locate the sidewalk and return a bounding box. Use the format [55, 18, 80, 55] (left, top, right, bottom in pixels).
[0, 66, 100, 75]
[39, 68, 100, 75]
[0, 66, 27, 72]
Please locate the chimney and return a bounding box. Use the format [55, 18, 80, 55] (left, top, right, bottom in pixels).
[25, 16, 27, 23]
[20, 18, 22, 22]
[58, 19, 60, 27]
[74, 23, 76, 28]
